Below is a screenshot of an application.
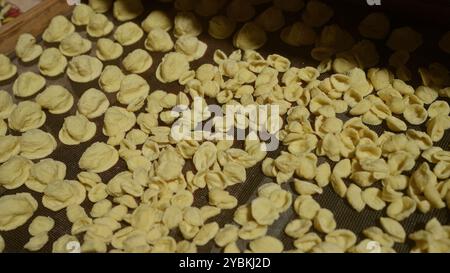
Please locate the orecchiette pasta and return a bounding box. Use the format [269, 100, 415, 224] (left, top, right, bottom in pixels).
[114, 22, 144, 46]
[59, 115, 96, 145]
[79, 142, 119, 173]
[0, 193, 38, 231]
[0, 54, 16, 81]
[77, 88, 110, 119]
[38, 48, 67, 77]
[96, 38, 123, 61]
[12, 71, 45, 98]
[67, 55, 103, 83]
[8, 101, 46, 132]
[42, 15, 75, 43]
[122, 49, 153, 74]
[15, 33, 42, 62]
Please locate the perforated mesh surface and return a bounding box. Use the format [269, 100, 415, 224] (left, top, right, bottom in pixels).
[0, 0, 449, 253]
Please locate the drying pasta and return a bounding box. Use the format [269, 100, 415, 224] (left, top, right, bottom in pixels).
[114, 22, 144, 46]
[113, 0, 143, 21]
[122, 49, 153, 74]
[144, 28, 174, 52]
[15, 33, 42, 63]
[77, 88, 110, 119]
[20, 129, 57, 160]
[38, 48, 67, 77]
[59, 115, 96, 145]
[35, 85, 74, 115]
[8, 101, 46, 132]
[0, 193, 38, 231]
[142, 10, 172, 32]
[96, 39, 123, 61]
[42, 15, 75, 43]
[98, 65, 124, 93]
[12, 71, 45, 98]
[0, 54, 16, 81]
[87, 13, 114, 38]
[67, 55, 103, 83]
[25, 158, 66, 192]
[79, 142, 119, 173]
[59, 33, 92, 57]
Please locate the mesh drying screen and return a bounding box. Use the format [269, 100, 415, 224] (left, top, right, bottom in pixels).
[0, 0, 449, 253]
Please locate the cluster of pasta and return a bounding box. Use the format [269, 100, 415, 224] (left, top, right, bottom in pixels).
[0, 0, 449, 254]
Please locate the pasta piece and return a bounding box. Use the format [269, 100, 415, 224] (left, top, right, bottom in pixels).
[117, 74, 150, 112]
[26, 158, 66, 193]
[142, 10, 172, 32]
[233, 22, 267, 50]
[0, 193, 38, 231]
[0, 90, 15, 119]
[0, 155, 33, 189]
[99, 65, 124, 93]
[29, 216, 55, 236]
[15, 33, 42, 62]
[313, 208, 336, 234]
[38, 48, 67, 77]
[42, 180, 86, 211]
[20, 129, 56, 159]
[88, 0, 112, 13]
[79, 142, 119, 173]
[156, 52, 190, 83]
[361, 187, 386, 211]
[379, 217, 406, 243]
[175, 36, 207, 61]
[8, 101, 46, 132]
[256, 6, 285, 32]
[281, 22, 316, 47]
[0, 135, 20, 163]
[42, 15, 75, 43]
[12, 71, 45, 98]
[36, 85, 73, 114]
[113, 0, 143, 21]
[174, 12, 202, 38]
[249, 236, 284, 253]
[387, 27, 423, 52]
[71, 3, 94, 25]
[0, 54, 16, 81]
[193, 222, 219, 246]
[403, 104, 428, 125]
[59, 115, 96, 145]
[77, 88, 110, 119]
[103, 106, 136, 139]
[302, 0, 334, 27]
[96, 38, 123, 61]
[214, 224, 239, 247]
[208, 16, 236, 39]
[144, 29, 174, 52]
[59, 33, 92, 57]
[87, 13, 114, 38]
[122, 49, 153, 74]
[114, 22, 144, 46]
[346, 184, 365, 212]
[358, 13, 390, 39]
[67, 55, 103, 83]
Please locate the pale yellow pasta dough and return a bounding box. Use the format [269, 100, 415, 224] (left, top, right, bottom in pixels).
[52, 234, 79, 253]
[99, 65, 124, 93]
[15, 33, 43, 62]
[59, 115, 96, 145]
[0, 120, 6, 136]
[42, 180, 86, 211]
[67, 55, 103, 83]
[89, 0, 112, 13]
[256, 6, 285, 32]
[38, 48, 67, 77]
[233, 22, 267, 50]
[26, 158, 66, 193]
[249, 236, 284, 253]
[387, 27, 423, 52]
[35, 85, 74, 114]
[175, 36, 207, 61]
[114, 22, 144, 46]
[29, 216, 55, 236]
[42, 15, 75, 43]
[208, 16, 236, 40]
[59, 33, 92, 57]
[174, 12, 203, 38]
[0, 193, 37, 231]
[117, 74, 150, 111]
[8, 101, 46, 132]
[87, 13, 114, 38]
[20, 129, 57, 159]
[96, 38, 123, 61]
[78, 88, 110, 119]
[0, 156, 32, 190]
[0, 90, 15, 119]
[103, 106, 136, 138]
[358, 12, 390, 40]
[0, 135, 20, 163]
[226, 0, 255, 22]
[142, 10, 172, 32]
[71, 3, 95, 26]
[122, 49, 153, 74]
[144, 28, 174, 52]
[24, 233, 49, 251]
[0, 54, 17, 81]
[12, 71, 45, 98]
[113, 0, 143, 22]
[79, 142, 119, 173]
[156, 52, 190, 83]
